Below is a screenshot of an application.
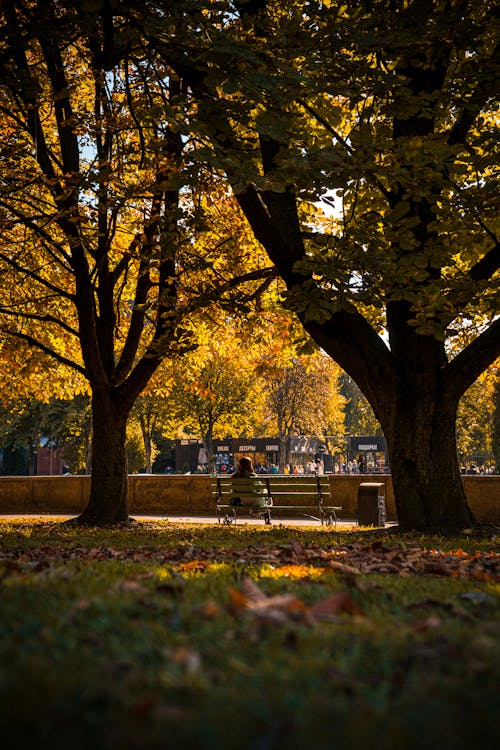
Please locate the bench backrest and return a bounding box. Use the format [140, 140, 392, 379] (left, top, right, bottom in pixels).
[212, 475, 330, 504]
[211, 475, 267, 505]
[265, 475, 330, 503]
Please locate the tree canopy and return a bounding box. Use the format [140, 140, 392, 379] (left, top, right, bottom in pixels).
[0, 0, 498, 529]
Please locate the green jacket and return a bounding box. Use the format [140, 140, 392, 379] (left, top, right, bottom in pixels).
[230, 476, 269, 508]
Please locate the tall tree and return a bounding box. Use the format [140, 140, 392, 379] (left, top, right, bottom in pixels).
[130, 393, 168, 474]
[0, 1, 272, 524]
[256, 319, 345, 469]
[0, 1, 187, 522]
[148, 0, 499, 530]
[170, 322, 263, 464]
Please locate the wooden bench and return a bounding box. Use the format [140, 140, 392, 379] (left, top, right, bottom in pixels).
[211, 474, 342, 527]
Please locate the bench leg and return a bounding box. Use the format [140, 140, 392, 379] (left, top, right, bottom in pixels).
[218, 509, 237, 525]
[321, 509, 337, 529]
[261, 508, 272, 525]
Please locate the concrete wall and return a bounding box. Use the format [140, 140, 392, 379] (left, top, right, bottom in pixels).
[0, 473, 497, 523]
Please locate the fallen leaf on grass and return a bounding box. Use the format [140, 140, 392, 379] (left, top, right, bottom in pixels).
[177, 560, 212, 572]
[290, 539, 303, 557]
[156, 581, 185, 596]
[228, 576, 363, 625]
[328, 560, 361, 576]
[241, 575, 267, 602]
[310, 592, 364, 620]
[228, 579, 310, 624]
[266, 564, 315, 580]
[0, 560, 24, 578]
[459, 591, 496, 606]
[74, 597, 92, 610]
[128, 695, 154, 720]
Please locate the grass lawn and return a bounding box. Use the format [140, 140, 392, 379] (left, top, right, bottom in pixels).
[0, 518, 498, 749]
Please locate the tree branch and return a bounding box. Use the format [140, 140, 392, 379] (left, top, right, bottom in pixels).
[0, 250, 74, 302]
[297, 98, 393, 202]
[0, 328, 86, 376]
[446, 317, 500, 401]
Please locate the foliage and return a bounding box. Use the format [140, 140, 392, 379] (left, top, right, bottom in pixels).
[125, 421, 147, 475]
[254, 314, 345, 464]
[0, 395, 92, 473]
[457, 361, 499, 467]
[0, 519, 498, 750]
[0, 396, 83, 449]
[493, 366, 500, 472]
[169, 320, 264, 447]
[129, 394, 169, 473]
[340, 373, 381, 438]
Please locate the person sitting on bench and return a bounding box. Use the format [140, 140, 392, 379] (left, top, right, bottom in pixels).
[230, 457, 269, 516]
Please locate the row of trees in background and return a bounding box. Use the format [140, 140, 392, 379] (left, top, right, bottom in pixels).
[0, 1, 498, 529]
[1, 352, 498, 475]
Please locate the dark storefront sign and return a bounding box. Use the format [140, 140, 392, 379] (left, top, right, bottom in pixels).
[232, 438, 280, 455]
[232, 438, 279, 470]
[235, 443, 257, 452]
[350, 436, 387, 453]
[215, 444, 231, 453]
[349, 436, 389, 473]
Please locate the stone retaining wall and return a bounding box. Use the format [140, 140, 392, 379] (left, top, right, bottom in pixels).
[0, 474, 497, 523]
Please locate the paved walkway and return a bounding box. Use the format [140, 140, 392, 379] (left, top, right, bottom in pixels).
[0, 513, 361, 529]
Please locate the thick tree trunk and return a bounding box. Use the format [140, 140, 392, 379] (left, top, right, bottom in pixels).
[384, 390, 474, 531]
[77, 389, 131, 525]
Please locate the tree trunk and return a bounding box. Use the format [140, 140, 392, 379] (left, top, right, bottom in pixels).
[144, 431, 153, 474]
[278, 433, 287, 472]
[77, 389, 131, 525]
[384, 389, 474, 531]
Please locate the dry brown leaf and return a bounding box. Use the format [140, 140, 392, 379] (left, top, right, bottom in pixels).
[310, 591, 364, 620]
[74, 597, 92, 610]
[241, 575, 267, 602]
[228, 577, 311, 623]
[290, 539, 303, 557]
[412, 616, 442, 631]
[228, 587, 251, 611]
[329, 560, 361, 575]
[0, 560, 24, 577]
[247, 593, 307, 613]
